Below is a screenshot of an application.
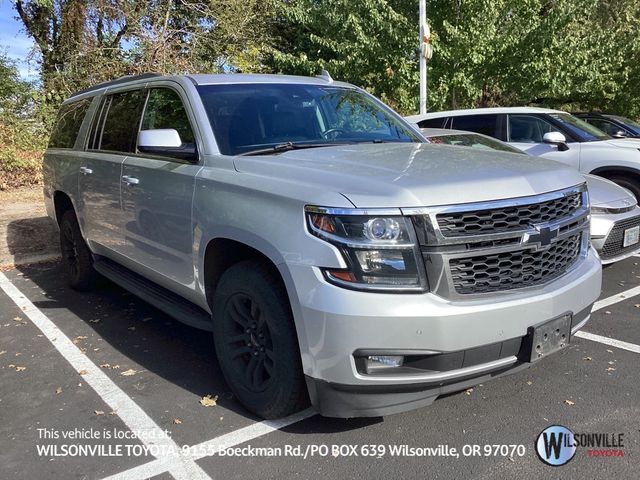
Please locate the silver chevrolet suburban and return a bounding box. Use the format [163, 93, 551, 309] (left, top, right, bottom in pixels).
[43, 73, 602, 419]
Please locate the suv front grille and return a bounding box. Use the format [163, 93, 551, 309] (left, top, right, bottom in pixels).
[449, 233, 582, 294]
[408, 185, 589, 298]
[436, 191, 582, 237]
[600, 215, 640, 260]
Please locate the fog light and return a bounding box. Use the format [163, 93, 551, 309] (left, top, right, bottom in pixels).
[366, 355, 404, 371]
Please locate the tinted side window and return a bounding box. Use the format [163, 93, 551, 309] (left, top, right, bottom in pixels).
[507, 115, 555, 143]
[48, 98, 92, 149]
[451, 115, 498, 137]
[141, 88, 195, 145]
[100, 90, 145, 153]
[87, 96, 108, 150]
[585, 118, 623, 136]
[417, 117, 447, 128]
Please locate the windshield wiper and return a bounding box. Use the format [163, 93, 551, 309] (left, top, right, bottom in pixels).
[239, 142, 346, 156]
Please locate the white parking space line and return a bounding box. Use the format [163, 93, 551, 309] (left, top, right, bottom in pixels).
[102, 408, 316, 480]
[0, 272, 212, 480]
[592, 285, 640, 312]
[574, 331, 640, 354]
[572, 284, 640, 355]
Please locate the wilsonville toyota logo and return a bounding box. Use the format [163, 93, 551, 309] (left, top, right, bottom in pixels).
[536, 425, 577, 466]
[535, 424, 626, 466]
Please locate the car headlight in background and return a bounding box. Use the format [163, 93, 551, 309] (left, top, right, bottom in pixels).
[591, 203, 637, 215]
[305, 206, 428, 292]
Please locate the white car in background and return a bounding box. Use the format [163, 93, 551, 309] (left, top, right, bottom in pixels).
[418, 128, 640, 264]
[407, 107, 640, 201]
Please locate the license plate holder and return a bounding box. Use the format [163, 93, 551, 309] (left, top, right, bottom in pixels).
[526, 315, 572, 362]
[623, 225, 640, 248]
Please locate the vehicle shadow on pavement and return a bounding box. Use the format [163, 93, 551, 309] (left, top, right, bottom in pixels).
[4, 217, 60, 266]
[11, 261, 382, 431]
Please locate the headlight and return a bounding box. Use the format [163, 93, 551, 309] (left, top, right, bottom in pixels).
[305, 207, 428, 292]
[591, 204, 637, 215]
[590, 206, 610, 214]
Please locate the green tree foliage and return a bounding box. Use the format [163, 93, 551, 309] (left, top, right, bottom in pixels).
[14, 0, 137, 95]
[269, 0, 640, 117]
[266, 0, 418, 112]
[0, 51, 31, 113]
[0, 52, 47, 189]
[427, 0, 640, 116]
[13, 0, 275, 99]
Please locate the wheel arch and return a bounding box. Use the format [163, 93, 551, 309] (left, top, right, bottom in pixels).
[589, 165, 640, 181]
[200, 233, 312, 375]
[53, 190, 75, 226]
[203, 237, 287, 308]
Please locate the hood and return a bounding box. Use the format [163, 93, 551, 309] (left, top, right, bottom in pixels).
[234, 143, 586, 208]
[602, 138, 640, 149]
[583, 174, 637, 208]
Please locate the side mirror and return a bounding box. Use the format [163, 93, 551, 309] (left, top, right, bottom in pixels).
[543, 131, 569, 152]
[612, 130, 628, 138]
[138, 129, 198, 161]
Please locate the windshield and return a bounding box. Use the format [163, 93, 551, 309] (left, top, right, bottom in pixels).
[549, 113, 610, 142]
[610, 115, 640, 135]
[197, 84, 419, 155]
[425, 132, 526, 154]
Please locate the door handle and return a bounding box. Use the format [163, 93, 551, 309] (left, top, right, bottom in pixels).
[79, 166, 93, 175]
[122, 175, 140, 186]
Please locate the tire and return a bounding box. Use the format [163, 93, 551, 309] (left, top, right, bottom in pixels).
[605, 175, 640, 203]
[59, 209, 98, 291]
[211, 260, 308, 419]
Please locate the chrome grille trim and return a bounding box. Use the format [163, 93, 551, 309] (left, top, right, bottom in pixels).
[437, 191, 582, 237]
[402, 184, 589, 246]
[406, 184, 590, 298]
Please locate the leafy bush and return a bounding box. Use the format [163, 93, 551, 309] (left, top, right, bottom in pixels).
[0, 50, 49, 190]
[0, 117, 46, 190]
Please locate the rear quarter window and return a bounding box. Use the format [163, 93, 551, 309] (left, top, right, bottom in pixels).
[48, 98, 92, 149]
[451, 114, 499, 138]
[417, 117, 447, 128]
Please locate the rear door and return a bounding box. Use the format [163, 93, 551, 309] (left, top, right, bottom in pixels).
[119, 85, 201, 290]
[506, 114, 581, 168]
[77, 89, 146, 253]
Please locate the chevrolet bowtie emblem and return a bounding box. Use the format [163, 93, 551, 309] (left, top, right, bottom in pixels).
[526, 225, 559, 248]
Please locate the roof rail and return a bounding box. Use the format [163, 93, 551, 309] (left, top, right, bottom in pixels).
[70, 73, 162, 98]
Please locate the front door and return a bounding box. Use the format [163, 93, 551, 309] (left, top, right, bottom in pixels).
[506, 114, 582, 169]
[120, 86, 200, 290]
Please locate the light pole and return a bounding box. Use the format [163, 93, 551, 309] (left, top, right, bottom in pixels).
[419, 0, 431, 115]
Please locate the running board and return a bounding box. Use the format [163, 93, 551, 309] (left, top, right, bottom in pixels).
[93, 258, 212, 331]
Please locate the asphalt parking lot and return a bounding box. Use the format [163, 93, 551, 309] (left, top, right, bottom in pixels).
[1, 255, 639, 479]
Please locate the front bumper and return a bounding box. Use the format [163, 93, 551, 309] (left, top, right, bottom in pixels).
[287, 248, 601, 417]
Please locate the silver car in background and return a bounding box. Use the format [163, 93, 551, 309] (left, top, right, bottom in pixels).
[419, 128, 640, 264]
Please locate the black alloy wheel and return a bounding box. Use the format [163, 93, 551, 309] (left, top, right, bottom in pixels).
[212, 260, 308, 419]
